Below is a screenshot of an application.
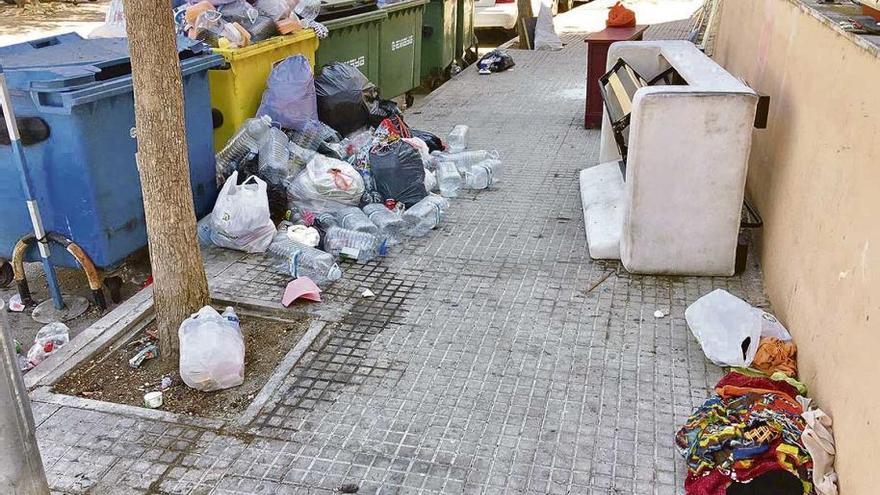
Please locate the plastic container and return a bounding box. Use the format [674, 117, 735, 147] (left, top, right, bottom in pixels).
[324, 226, 382, 262]
[436, 160, 461, 197]
[447, 124, 469, 152]
[336, 206, 379, 235]
[433, 149, 499, 172]
[464, 159, 502, 189]
[403, 194, 448, 236]
[0, 33, 223, 270]
[209, 30, 319, 150]
[257, 127, 291, 186]
[316, 10, 387, 84]
[267, 231, 343, 283]
[378, 0, 428, 98]
[216, 115, 273, 180]
[363, 203, 406, 244]
[420, 0, 457, 81]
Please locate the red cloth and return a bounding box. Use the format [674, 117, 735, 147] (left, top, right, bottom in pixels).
[606, 2, 636, 28]
[715, 371, 800, 402]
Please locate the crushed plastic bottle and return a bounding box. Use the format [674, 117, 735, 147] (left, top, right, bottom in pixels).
[26, 322, 70, 369]
[464, 159, 503, 189]
[403, 194, 449, 237]
[433, 149, 500, 173]
[363, 203, 407, 245]
[323, 226, 382, 262]
[436, 160, 461, 198]
[267, 231, 343, 284]
[258, 127, 291, 186]
[336, 206, 379, 235]
[216, 115, 272, 181]
[447, 125, 469, 153]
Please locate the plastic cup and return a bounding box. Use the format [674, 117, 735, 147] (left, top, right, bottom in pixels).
[144, 391, 163, 409]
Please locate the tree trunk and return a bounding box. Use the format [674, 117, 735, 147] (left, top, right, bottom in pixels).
[516, 0, 533, 49]
[123, 0, 211, 361]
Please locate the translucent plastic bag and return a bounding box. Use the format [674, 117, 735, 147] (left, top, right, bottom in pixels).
[294, 0, 321, 21]
[533, 2, 562, 51]
[89, 0, 127, 38]
[684, 289, 762, 367]
[286, 155, 365, 212]
[179, 306, 244, 392]
[257, 56, 318, 129]
[210, 172, 277, 253]
[254, 0, 291, 20]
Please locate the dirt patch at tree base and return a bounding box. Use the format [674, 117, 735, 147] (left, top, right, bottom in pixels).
[53, 312, 309, 421]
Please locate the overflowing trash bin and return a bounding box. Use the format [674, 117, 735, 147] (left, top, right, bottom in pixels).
[315, 1, 386, 82]
[0, 33, 222, 270]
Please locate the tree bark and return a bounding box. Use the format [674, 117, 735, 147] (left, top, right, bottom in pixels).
[123, 0, 211, 360]
[516, 0, 534, 49]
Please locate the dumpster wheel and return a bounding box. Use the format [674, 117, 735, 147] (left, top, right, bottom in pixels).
[0, 259, 12, 288]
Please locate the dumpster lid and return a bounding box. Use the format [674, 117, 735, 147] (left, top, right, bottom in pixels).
[0, 33, 215, 92]
[0, 32, 210, 72]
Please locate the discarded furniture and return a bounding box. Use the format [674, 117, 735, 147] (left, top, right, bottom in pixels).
[583, 25, 647, 129]
[579, 40, 759, 276]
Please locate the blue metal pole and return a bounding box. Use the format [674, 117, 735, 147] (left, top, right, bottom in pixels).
[0, 67, 64, 310]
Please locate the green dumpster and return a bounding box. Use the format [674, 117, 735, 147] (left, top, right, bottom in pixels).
[316, 8, 386, 83]
[420, 0, 457, 83]
[378, 0, 428, 98]
[455, 0, 476, 64]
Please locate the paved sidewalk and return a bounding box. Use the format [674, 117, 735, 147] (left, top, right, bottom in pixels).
[30, 38, 767, 495]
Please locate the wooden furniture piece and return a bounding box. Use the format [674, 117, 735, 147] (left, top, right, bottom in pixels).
[583, 25, 648, 129]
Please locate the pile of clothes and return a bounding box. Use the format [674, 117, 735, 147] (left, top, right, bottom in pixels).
[678, 290, 839, 495]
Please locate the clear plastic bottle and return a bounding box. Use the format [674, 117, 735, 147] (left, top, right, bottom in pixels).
[267, 231, 343, 283]
[447, 124, 469, 153]
[323, 226, 382, 262]
[315, 212, 339, 229]
[433, 149, 500, 173]
[258, 127, 291, 186]
[197, 216, 214, 246]
[363, 203, 406, 244]
[288, 140, 316, 175]
[403, 194, 449, 237]
[335, 206, 379, 235]
[221, 306, 241, 331]
[436, 160, 461, 198]
[216, 115, 272, 180]
[464, 159, 503, 190]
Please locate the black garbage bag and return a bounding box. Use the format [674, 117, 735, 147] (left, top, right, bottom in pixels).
[368, 99, 402, 127]
[477, 49, 515, 74]
[369, 140, 428, 208]
[410, 128, 444, 152]
[315, 62, 378, 136]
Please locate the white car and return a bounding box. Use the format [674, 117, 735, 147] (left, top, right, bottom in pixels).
[475, 0, 563, 31]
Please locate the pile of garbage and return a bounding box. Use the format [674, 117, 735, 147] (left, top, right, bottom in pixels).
[200, 57, 502, 284]
[678, 289, 838, 495]
[176, 0, 328, 48]
[14, 322, 70, 374]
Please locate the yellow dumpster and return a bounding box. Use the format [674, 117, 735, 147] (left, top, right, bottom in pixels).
[209, 30, 319, 150]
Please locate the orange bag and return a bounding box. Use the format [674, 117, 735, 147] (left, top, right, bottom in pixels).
[606, 1, 636, 28]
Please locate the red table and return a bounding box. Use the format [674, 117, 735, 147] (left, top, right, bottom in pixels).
[584, 25, 648, 129]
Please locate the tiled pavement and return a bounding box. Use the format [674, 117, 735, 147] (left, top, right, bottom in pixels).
[30, 34, 768, 495]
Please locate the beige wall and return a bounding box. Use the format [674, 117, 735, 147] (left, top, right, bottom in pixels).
[712, 0, 880, 493]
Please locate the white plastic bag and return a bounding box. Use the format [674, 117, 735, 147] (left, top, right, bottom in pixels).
[179, 306, 245, 392]
[88, 0, 127, 38]
[684, 289, 762, 367]
[210, 172, 277, 253]
[286, 154, 364, 212]
[533, 2, 562, 51]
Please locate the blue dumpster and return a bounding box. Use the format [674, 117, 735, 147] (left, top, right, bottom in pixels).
[0, 34, 223, 270]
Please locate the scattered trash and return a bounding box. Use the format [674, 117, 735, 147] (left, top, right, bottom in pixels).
[315, 62, 378, 136]
[685, 289, 762, 367]
[210, 172, 277, 253]
[7, 294, 25, 312]
[463, 159, 502, 190]
[160, 376, 174, 391]
[143, 391, 164, 409]
[179, 306, 245, 392]
[268, 229, 343, 284]
[369, 140, 428, 208]
[129, 343, 160, 369]
[361, 289, 375, 298]
[447, 124, 469, 153]
[287, 224, 321, 247]
[282, 277, 322, 306]
[477, 50, 515, 75]
[653, 310, 665, 319]
[24, 322, 70, 370]
[533, 2, 563, 51]
[338, 482, 359, 494]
